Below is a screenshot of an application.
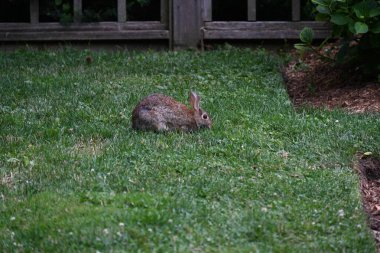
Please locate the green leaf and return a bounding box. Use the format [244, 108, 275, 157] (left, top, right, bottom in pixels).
[330, 14, 351, 25]
[55, 0, 62, 5]
[294, 43, 309, 51]
[300, 27, 314, 44]
[354, 22, 369, 34]
[348, 22, 356, 34]
[353, 2, 370, 18]
[62, 3, 70, 12]
[60, 14, 73, 25]
[316, 5, 330, 14]
[311, 0, 329, 7]
[369, 8, 380, 17]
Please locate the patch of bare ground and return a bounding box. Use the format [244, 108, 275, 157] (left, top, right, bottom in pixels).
[354, 154, 380, 252]
[283, 47, 380, 113]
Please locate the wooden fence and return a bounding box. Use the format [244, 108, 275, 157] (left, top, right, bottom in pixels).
[0, 0, 170, 44]
[0, 0, 331, 49]
[200, 0, 330, 41]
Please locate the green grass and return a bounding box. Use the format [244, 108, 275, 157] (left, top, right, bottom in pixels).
[0, 47, 379, 252]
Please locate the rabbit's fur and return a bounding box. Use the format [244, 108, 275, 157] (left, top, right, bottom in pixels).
[132, 91, 211, 132]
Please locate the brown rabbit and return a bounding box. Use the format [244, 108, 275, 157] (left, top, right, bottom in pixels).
[132, 91, 211, 132]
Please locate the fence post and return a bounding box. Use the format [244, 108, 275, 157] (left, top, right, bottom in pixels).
[292, 0, 301, 21]
[172, 0, 202, 49]
[30, 0, 39, 24]
[118, 0, 127, 22]
[161, 0, 169, 26]
[202, 0, 212, 22]
[247, 0, 256, 21]
[73, 0, 82, 23]
[161, 0, 172, 49]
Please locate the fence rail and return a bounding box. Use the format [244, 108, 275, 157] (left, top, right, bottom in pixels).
[0, 0, 170, 42]
[0, 22, 169, 41]
[202, 21, 330, 40]
[0, 0, 331, 48]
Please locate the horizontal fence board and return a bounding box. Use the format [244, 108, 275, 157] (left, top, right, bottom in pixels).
[204, 21, 330, 39]
[0, 22, 167, 32]
[204, 29, 330, 39]
[0, 30, 169, 41]
[205, 21, 330, 30]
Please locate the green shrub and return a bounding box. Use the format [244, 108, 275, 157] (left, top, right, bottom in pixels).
[297, 0, 380, 80]
[40, 0, 73, 24]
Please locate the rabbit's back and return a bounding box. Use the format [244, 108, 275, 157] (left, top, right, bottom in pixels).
[132, 93, 196, 131]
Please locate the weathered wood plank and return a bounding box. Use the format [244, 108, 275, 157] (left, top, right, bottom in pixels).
[30, 0, 39, 24]
[292, 0, 301, 21]
[204, 21, 330, 30]
[73, 0, 82, 23]
[204, 29, 330, 39]
[203, 21, 331, 39]
[247, 0, 256, 21]
[0, 30, 169, 41]
[118, 0, 127, 23]
[169, 0, 173, 49]
[202, 0, 212, 22]
[0, 22, 167, 32]
[172, 0, 202, 48]
[161, 0, 169, 26]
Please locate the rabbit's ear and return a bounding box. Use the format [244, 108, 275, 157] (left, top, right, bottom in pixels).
[190, 91, 200, 111]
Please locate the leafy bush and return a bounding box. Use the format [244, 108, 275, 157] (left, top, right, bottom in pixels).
[40, 0, 73, 23]
[297, 0, 380, 80]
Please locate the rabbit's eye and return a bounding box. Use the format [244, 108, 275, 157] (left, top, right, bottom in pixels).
[202, 114, 208, 120]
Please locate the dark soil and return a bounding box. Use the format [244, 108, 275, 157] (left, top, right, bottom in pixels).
[283, 48, 380, 113]
[355, 154, 380, 251]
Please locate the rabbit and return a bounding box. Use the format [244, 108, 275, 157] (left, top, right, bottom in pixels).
[132, 91, 211, 132]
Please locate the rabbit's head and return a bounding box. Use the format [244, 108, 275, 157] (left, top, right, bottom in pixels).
[190, 91, 212, 129]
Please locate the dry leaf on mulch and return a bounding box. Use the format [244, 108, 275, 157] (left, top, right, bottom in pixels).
[283, 47, 380, 113]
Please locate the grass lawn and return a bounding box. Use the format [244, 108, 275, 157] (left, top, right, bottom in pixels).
[1, 47, 379, 252]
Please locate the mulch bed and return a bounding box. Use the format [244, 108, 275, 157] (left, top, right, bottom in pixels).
[283, 47, 380, 250]
[355, 154, 380, 251]
[282, 48, 380, 113]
